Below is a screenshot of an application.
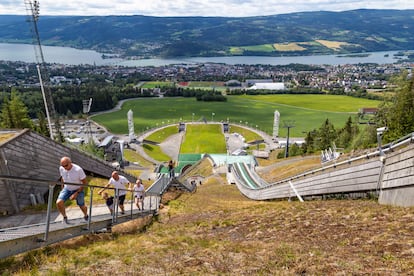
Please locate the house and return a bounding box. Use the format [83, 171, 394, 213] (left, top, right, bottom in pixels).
[98, 135, 124, 164]
[359, 107, 378, 115]
[225, 80, 242, 87]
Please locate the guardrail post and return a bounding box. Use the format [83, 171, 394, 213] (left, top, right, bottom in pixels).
[43, 184, 55, 241]
[87, 186, 93, 230]
[289, 181, 304, 202]
[130, 190, 134, 216]
[151, 195, 154, 211]
[113, 188, 119, 223]
[376, 155, 387, 196]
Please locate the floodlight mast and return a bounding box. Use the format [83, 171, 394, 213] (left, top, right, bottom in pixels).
[25, 0, 56, 139]
[82, 98, 93, 143]
[283, 120, 295, 158]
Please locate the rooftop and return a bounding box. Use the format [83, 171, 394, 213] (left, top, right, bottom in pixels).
[0, 129, 23, 147]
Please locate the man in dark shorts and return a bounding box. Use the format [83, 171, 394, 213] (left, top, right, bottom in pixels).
[98, 171, 131, 214]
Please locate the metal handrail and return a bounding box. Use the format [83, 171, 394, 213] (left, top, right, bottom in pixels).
[0, 175, 160, 242]
[146, 174, 170, 195]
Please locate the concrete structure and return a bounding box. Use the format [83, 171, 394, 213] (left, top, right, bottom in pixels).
[379, 142, 414, 207]
[230, 132, 414, 207]
[273, 110, 280, 138]
[127, 109, 136, 142]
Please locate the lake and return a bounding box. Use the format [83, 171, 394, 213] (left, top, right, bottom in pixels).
[0, 43, 409, 66]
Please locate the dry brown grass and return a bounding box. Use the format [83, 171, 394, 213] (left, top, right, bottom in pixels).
[3, 157, 414, 275]
[273, 42, 307, 51]
[0, 132, 17, 144]
[257, 155, 322, 182]
[315, 39, 351, 50]
[4, 175, 414, 275]
[179, 157, 214, 180]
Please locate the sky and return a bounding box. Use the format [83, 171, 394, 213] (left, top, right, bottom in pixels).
[1, 0, 414, 17]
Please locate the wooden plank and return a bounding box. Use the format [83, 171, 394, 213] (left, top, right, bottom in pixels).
[0, 130, 130, 214]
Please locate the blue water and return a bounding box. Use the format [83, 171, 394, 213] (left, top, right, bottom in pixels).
[0, 43, 408, 66]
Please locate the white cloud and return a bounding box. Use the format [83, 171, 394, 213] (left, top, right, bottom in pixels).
[2, 0, 414, 17]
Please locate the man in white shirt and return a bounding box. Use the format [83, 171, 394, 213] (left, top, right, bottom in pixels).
[57, 156, 89, 224]
[99, 171, 131, 214]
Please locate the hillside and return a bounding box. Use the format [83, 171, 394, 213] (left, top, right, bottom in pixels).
[1, 138, 414, 273]
[3, 172, 413, 274]
[1, 9, 414, 58]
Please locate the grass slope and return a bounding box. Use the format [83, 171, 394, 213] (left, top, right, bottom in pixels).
[180, 124, 227, 154]
[4, 176, 414, 274]
[145, 125, 179, 143]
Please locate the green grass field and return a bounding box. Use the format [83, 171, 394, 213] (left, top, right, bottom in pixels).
[140, 81, 174, 88]
[229, 44, 275, 53]
[91, 95, 380, 137]
[180, 124, 227, 154]
[143, 144, 171, 161]
[228, 125, 262, 142]
[240, 44, 276, 52]
[145, 125, 179, 143]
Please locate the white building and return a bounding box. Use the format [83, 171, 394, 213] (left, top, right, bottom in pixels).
[248, 82, 285, 90]
[276, 138, 305, 148]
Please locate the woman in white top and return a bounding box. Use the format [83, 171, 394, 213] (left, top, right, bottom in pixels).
[133, 179, 145, 210]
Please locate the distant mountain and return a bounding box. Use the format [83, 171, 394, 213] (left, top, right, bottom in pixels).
[0, 9, 413, 58]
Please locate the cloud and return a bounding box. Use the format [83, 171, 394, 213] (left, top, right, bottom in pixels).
[2, 0, 414, 17]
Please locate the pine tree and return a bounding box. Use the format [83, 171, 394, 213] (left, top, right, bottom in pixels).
[315, 118, 337, 150]
[336, 116, 359, 149]
[0, 91, 33, 129]
[0, 96, 13, 128]
[54, 117, 65, 143]
[378, 73, 414, 142]
[35, 111, 50, 137]
[303, 130, 316, 154]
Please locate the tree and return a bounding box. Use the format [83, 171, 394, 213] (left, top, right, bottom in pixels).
[379, 73, 414, 142]
[288, 143, 303, 157]
[350, 124, 377, 149]
[315, 118, 337, 151]
[303, 130, 317, 154]
[0, 90, 33, 129]
[35, 111, 50, 137]
[66, 109, 73, 119]
[54, 117, 65, 143]
[336, 116, 359, 149]
[0, 96, 13, 128]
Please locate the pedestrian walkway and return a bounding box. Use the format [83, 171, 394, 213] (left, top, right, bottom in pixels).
[0, 198, 151, 229]
[0, 196, 158, 259]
